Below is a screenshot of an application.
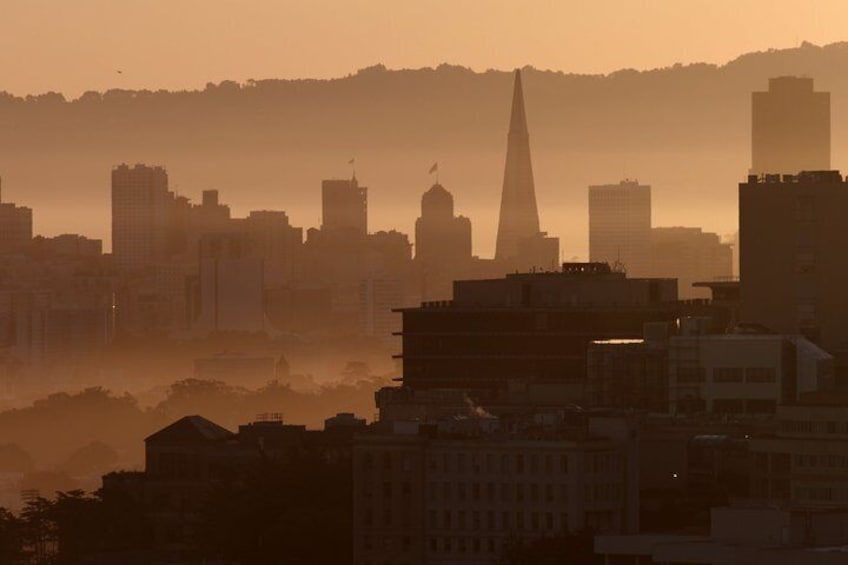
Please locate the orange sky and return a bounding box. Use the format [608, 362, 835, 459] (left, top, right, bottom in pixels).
[1, 0, 846, 97]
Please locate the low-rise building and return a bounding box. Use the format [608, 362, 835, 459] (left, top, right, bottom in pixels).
[353, 412, 639, 565]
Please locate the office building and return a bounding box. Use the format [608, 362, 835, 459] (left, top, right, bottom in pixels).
[111, 163, 181, 270]
[196, 233, 264, 334]
[322, 177, 367, 236]
[667, 332, 832, 415]
[750, 401, 848, 509]
[589, 180, 652, 277]
[395, 263, 678, 395]
[751, 76, 830, 175]
[739, 171, 848, 372]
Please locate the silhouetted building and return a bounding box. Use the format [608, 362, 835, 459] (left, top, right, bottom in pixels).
[495, 70, 556, 267]
[353, 412, 639, 565]
[196, 233, 264, 333]
[30, 234, 102, 257]
[589, 180, 651, 277]
[0, 182, 32, 254]
[360, 277, 403, 337]
[739, 171, 848, 372]
[395, 263, 678, 395]
[414, 183, 473, 300]
[111, 163, 174, 270]
[752, 77, 830, 175]
[242, 210, 303, 286]
[132, 412, 362, 558]
[322, 176, 367, 236]
[415, 183, 472, 265]
[650, 227, 733, 299]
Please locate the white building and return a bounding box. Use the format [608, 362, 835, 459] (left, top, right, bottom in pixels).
[668, 331, 833, 415]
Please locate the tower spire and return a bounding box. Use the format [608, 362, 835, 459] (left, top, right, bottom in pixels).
[495, 68, 541, 261]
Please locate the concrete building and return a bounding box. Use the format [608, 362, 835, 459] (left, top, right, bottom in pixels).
[750, 402, 848, 508]
[751, 76, 830, 176]
[589, 180, 652, 277]
[739, 170, 848, 377]
[586, 320, 833, 416]
[353, 413, 639, 565]
[650, 227, 733, 300]
[668, 331, 832, 415]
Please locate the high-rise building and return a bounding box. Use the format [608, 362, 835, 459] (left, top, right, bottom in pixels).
[0, 179, 33, 254]
[111, 163, 173, 270]
[589, 180, 652, 277]
[495, 70, 547, 263]
[415, 183, 472, 268]
[739, 171, 848, 375]
[321, 176, 367, 236]
[751, 76, 830, 175]
[196, 233, 265, 334]
[650, 227, 733, 300]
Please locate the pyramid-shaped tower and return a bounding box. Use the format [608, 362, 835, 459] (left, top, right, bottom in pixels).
[495, 69, 541, 261]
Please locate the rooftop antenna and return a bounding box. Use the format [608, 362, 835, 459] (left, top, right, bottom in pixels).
[348, 157, 356, 180]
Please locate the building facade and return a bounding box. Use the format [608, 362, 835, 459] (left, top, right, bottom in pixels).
[589, 180, 652, 277]
[751, 76, 830, 176]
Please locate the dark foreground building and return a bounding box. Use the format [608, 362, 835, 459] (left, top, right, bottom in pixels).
[739, 170, 848, 378]
[395, 263, 679, 392]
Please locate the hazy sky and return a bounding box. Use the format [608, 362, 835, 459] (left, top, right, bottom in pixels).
[2, 0, 846, 97]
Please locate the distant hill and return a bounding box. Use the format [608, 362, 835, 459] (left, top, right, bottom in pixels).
[3, 40, 848, 257]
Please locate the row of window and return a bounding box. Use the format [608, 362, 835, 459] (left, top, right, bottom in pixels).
[794, 453, 848, 470]
[780, 419, 848, 435]
[427, 509, 570, 532]
[677, 366, 777, 384]
[796, 485, 848, 503]
[425, 481, 569, 505]
[428, 452, 571, 475]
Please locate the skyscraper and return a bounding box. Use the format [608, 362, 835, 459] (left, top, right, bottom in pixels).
[751, 77, 830, 175]
[111, 163, 172, 270]
[588, 180, 652, 276]
[495, 69, 542, 262]
[414, 182, 472, 268]
[321, 176, 367, 236]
